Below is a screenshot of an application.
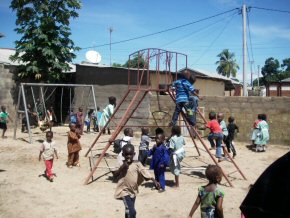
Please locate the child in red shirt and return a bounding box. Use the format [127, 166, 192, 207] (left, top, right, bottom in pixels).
[206, 112, 224, 162]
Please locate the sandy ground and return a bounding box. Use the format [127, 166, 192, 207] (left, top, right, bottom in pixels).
[0, 126, 289, 218]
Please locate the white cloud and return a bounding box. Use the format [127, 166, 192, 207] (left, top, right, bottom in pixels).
[251, 25, 290, 40]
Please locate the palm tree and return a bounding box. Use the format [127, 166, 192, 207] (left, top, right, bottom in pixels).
[216, 49, 239, 78]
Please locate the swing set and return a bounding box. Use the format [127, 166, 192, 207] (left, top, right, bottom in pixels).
[13, 83, 97, 143]
[83, 48, 247, 187]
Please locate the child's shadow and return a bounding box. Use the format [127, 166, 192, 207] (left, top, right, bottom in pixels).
[36, 139, 44, 143]
[181, 170, 207, 180]
[246, 144, 255, 152]
[38, 172, 57, 181]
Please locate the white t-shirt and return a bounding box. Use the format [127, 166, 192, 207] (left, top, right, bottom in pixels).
[40, 141, 57, 160]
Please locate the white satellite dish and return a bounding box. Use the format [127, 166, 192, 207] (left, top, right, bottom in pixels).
[85, 50, 102, 64]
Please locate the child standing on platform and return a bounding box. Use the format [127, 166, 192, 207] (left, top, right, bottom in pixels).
[168, 125, 185, 188]
[255, 114, 269, 152]
[226, 116, 239, 157]
[99, 96, 116, 134]
[114, 144, 160, 218]
[206, 112, 224, 162]
[39, 131, 58, 182]
[148, 133, 170, 192]
[0, 106, 12, 138]
[138, 127, 151, 166]
[188, 165, 224, 218]
[67, 123, 82, 168]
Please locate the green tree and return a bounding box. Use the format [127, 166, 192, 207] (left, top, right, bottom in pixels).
[112, 63, 122, 67]
[10, 0, 81, 82]
[281, 58, 290, 72]
[123, 54, 148, 68]
[261, 57, 281, 84]
[215, 49, 239, 78]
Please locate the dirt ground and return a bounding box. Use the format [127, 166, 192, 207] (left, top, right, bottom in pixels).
[0, 126, 289, 218]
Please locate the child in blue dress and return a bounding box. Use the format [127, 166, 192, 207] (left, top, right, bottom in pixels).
[188, 165, 224, 218]
[148, 133, 170, 192]
[168, 125, 185, 188]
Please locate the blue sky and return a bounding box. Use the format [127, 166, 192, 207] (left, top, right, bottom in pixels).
[1, 0, 290, 81]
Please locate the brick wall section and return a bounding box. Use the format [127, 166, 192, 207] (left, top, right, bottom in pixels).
[149, 94, 290, 145]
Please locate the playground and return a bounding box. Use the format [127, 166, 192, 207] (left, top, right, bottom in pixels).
[0, 127, 289, 217]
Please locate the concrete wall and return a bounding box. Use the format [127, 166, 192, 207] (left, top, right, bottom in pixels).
[199, 96, 290, 145]
[0, 64, 17, 126]
[195, 79, 225, 96]
[148, 94, 290, 145]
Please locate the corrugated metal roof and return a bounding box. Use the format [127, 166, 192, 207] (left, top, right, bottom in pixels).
[281, 77, 290, 82]
[0, 48, 76, 73]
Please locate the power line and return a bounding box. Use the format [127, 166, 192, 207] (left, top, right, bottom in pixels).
[160, 11, 237, 48]
[80, 8, 239, 50]
[194, 11, 238, 64]
[251, 6, 290, 14]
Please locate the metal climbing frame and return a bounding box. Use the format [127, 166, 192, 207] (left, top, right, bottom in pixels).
[13, 83, 97, 144]
[84, 48, 247, 186]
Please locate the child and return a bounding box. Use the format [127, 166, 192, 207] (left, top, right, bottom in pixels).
[226, 116, 239, 157]
[67, 123, 82, 168]
[114, 144, 160, 218]
[99, 96, 116, 134]
[251, 114, 262, 147]
[255, 114, 269, 152]
[188, 165, 224, 218]
[148, 133, 170, 192]
[69, 109, 77, 124]
[168, 125, 185, 188]
[117, 128, 134, 166]
[76, 107, 84, 135]
[138, 127, 151, 166]
[206, 112, 224, 162]
[39, 131, 58, 182]
[0, 106, 12, 138]
[47, 106, 57, 131]
[217, 113, 228, 147]
[93, 107, 102, 132]
[84, 109, 94, 133]
[169, 70, 197, 127]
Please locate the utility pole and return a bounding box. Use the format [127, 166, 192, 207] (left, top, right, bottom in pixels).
[109, 27, 113, 67]
[242, 4, 248, 96]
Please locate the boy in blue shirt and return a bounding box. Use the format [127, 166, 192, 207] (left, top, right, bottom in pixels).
[169, 70, 197, 127]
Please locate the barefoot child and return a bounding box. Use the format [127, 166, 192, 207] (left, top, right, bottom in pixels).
[67, 123, 82, 168]
[114, 144, 160, 218]
[188, 165, 224, 218]
[206, 112, 224, 162]
[148, 133, 170, 192]
[39, 131, 58, 182]
[0, 106, 12, 138]
[138, 127, 151, 166]
[168, 125, 185, 188]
